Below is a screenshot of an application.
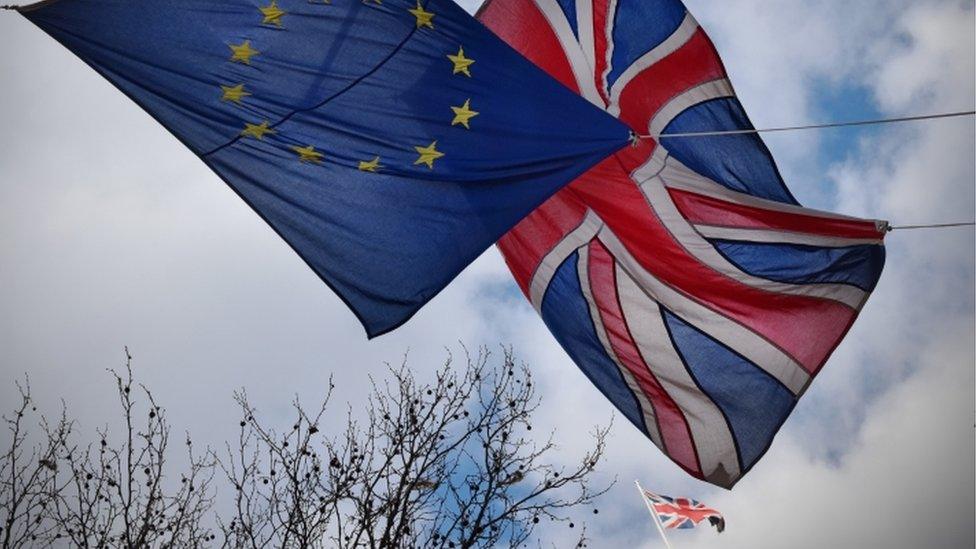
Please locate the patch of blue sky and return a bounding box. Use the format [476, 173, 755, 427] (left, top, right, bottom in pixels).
[806, 76, 886, 209]
[476, 278, 528, 309]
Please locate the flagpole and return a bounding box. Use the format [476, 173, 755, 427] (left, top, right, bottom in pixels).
[635, 480, 674, 549]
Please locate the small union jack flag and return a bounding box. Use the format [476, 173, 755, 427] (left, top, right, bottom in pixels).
[644, 490, 725, 532]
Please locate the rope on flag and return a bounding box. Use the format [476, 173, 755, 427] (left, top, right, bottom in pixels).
[889, 221, 976, 231]
[639, 109, 976, 139]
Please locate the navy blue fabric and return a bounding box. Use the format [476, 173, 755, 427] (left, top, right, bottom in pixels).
[662, 308, 795, 471]
[540, 252, 649, 436]
[607, 0, 687, 88]
[555, 0, 579, 38]
[661, 98, 799, 205]
[23, 0, 629, 337]
[710, 240, 887, 292]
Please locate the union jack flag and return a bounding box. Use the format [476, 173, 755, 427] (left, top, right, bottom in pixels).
[477, 0, 887, 487]
[644, 490, 725, 532]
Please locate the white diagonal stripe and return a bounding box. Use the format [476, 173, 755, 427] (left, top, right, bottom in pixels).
[660, 155, 882, 225]
[616, 265, 741, 483]
[533, 0, 605, 107]
[694, 225, 884, 247]
[648, 78, 734, 137]
[530, 211, 604, 313]
[577, 245, 664, 449]
[598, 228, 811, 395]
[637, 173, 867, 308]
[631, 142, 670, 182]
[576, 0, 596, 73]
[608, 12, 699, 117]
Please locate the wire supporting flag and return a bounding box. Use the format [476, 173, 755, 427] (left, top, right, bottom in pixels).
[477, 0, 887, 488]
[18, 0, 630, 337]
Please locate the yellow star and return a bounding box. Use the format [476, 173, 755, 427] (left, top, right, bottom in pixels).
[220, 84, 251, 104]
[408, 2, 435, 28]
[450, 99, 479, 129]
[292, 145, 324, 163]
[447, 46, 475, 77]
[229, 40, 260, 64]
[241, 121, 276, 139]
[260, 1, 286, 26]
[414, 141, 444, 169]
[358, 156, 382, 172]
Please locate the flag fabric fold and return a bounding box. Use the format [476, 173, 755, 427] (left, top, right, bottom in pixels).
[20, 0, 630, 337]
[477, 0, 887, 488]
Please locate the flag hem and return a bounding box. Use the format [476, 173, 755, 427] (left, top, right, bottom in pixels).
[13, 0, 62, 14]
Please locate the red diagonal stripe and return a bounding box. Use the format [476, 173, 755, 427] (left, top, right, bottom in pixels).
[574, 158, 856, 373]
[587, 239, 702, 476]
[669, 188, 886, 239]
[616, 29, 725, 132]
[498, 192, 588, 297]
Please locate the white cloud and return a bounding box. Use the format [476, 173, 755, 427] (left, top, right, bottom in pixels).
[868, 1, 976, 113]
[674, 320, 974, 549]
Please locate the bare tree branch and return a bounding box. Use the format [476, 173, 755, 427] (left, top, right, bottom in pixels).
[1, 346, 611, 548]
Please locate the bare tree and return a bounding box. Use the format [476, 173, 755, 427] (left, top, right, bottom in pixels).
[46, 350, 218, 548]
[0, 377, 70, 548]
[218, 385, 336, 548]
[1, 350, 218, 548]
[1, 347, 610, 548]
[223, 348, 610, 548]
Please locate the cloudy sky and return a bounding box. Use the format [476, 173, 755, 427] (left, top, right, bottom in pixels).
[0, 0, 973, 547]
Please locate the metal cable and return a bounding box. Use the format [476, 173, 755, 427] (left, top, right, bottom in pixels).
[639, 110, 975, 139]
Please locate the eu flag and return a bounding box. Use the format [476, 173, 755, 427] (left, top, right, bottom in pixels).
[19, 0, 629, 336]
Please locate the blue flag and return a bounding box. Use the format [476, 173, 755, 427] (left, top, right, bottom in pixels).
[19, 0, 629, 336]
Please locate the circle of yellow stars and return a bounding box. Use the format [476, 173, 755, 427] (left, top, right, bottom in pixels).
[217, 1, 481, 173]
